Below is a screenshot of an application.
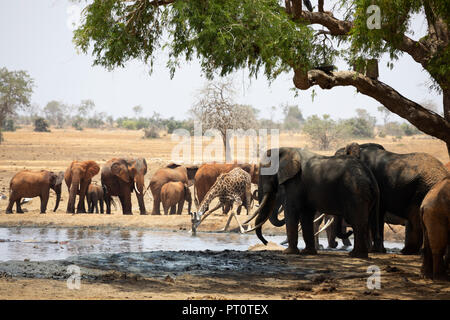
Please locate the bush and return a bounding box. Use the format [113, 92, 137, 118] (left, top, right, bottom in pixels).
[143, 126, 160, 139]
[382, 122, 404, 137]
[2, 119, 16, 132]
[72, 117, 84, 131]
[338, 117, 375, 138]
[400, 123, 422, 136]
[34, 118, 51, 132]
[302, 115, 343, 150]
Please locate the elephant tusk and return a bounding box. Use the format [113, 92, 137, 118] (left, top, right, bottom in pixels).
[296, 213, 326, 233]
[315, 217, 334, 236]
[243, 207, 271, 233]
[243, 193, 269, 225]
[314, 213, 325, 223]
[134, 182, 141, 195]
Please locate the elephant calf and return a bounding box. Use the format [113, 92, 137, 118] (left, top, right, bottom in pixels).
[421, 177, 450, 280]
[160, 182, 192, 215]
[86, 184, 105, 214]
[6, 170, 64, 214]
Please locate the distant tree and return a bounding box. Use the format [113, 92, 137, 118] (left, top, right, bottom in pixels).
[0, 67, 34, 143]
[2, 119, 16, 132]
[132, 105, 143, 118]
[43, 100, 68, 128]
[189, 79, 257, 159]
[78, 99, 95, 116]
[282, 104, 305, 130]
[377, 105, 393, 126]
[302, 114, 343, 150]
[34, 117, 50, 132]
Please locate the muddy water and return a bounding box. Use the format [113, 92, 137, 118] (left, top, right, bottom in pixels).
[0, 227, 403, 262]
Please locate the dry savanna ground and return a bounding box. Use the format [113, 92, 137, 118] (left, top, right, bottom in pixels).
[0, 127, 449, 300]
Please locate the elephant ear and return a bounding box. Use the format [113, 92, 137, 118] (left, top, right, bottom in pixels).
[86, 161, 100, 180]
[111, 161, 130, 183]
[55, 171, 65, 186]
[344, 143, 361, 158]
[277, 148, 302, 185]
[49, 172, 57, 187]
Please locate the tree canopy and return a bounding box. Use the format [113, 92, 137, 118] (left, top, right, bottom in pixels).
[0, 67, 34, 143]
[73, 0, 450, 154]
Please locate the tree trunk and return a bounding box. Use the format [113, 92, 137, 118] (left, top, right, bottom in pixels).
[444, 90, 450, 158]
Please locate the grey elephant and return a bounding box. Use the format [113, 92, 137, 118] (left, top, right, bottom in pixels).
[248, 147, 382, 258]
[336, 142, 449, 254]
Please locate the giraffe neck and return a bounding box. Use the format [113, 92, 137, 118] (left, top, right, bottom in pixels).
[199, 187, 219, 214]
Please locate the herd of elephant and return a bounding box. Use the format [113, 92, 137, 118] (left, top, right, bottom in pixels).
[3, 143, 450, 280]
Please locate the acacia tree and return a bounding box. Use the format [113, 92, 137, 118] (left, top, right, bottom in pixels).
[73, 0, 450, 155]
[190, 79, 258, 160]
[0, 67, 34, 143]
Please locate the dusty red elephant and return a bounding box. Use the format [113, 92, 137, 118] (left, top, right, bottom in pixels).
[421, 177, 450, 280]
[101, 158, 147, 215]
[161, 181, 192, 215]
[6, 170, 64, 214]
[193, 162, 259, 209]
[149, 163, 198, 215]
[65, 160, 100, 213]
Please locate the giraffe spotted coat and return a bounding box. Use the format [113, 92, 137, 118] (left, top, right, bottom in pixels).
[197, 167, 253, 215]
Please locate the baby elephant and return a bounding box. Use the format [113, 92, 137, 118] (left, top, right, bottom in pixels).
[86, 184, 105, 214]
[421, 177, 450, 280]
[6, 170, 64, 214]
[160, 182, 192, 215]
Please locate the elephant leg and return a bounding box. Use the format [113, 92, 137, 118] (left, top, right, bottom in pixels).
[424, 217, 448, 280]
[105, 195, 111, 214]
[402, 206, 423, 255]
[16, 199, 24, 214]
[152, 195, 161, 215]
[100, 198, 104, 214]
[169, 205, 176, 215]
[136, 193, 147, 215]
[298, 210, 317, 255]
[6, 198, 14, 214]
[282, 198, 301, 254]
[76, 182, 88, 213]
[326, 218, 338, 249]
[421, 228, 434, 278]
[122, 191, 132, 215]
[349, 218, 369, 259]
[177, 199, 184, 215]
[40, 190, 49, 214]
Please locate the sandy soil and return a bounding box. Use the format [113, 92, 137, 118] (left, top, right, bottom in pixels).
[0, 128, 448, 300]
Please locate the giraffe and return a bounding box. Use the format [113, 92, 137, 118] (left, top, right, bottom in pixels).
[191, 167, 254, 234]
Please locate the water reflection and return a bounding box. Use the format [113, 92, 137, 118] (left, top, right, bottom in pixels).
[0, 227, 403, 262]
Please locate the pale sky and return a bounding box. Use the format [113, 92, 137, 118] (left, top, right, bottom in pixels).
[0, 0, 442, 123]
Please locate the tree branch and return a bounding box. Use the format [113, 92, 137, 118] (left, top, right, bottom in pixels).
[296, 11, 432, 67]
[293, 69, 450, 143]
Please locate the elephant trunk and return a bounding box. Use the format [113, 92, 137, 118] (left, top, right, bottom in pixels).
[53, 184, 62, 212]
[134, 175, 146, 214]
[67, 178, 80, 213]
[268, 194, 286, 227]
[250, 192, 277, 245]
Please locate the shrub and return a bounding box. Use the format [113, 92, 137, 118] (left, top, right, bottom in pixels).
[338, 117, 375, 138]
[72, 117, 84, 131]
[2, 119, 16, 132]
[302, 114, 343, 150]
[34, 117, 51, 132]
[143, 126, 160, 139]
